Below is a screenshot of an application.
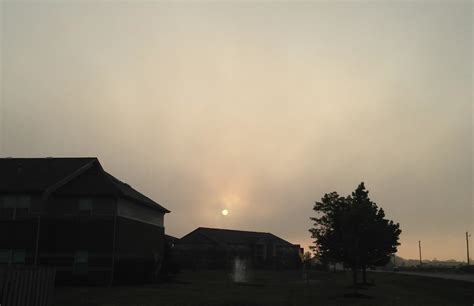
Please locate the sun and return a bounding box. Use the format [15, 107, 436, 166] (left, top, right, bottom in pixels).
[222, 209, 229, 216]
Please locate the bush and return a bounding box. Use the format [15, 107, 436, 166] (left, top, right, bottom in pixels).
[458, 265, 474, 274]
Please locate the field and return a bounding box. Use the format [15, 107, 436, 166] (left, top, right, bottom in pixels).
[53, 270, 474, 306]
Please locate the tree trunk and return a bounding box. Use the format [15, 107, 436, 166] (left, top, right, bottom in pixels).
[362, 267, 367, 284]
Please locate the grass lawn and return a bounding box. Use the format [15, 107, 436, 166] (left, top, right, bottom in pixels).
[53, 270, 474, 306]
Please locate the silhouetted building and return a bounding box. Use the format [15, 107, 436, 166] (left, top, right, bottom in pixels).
[165, 234, 179, 248]
[175, 227, 302, 269]
[0, 157, 170, 284]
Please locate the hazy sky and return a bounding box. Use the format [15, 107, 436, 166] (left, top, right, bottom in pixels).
[1, 1, 472, 261]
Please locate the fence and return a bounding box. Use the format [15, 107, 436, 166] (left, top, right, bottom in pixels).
[0, 266, 56, 306]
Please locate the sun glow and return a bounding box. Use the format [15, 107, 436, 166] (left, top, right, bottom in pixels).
[222, 209, 229, 216]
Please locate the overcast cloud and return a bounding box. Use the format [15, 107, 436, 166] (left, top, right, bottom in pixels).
[0, 1, 472, 260]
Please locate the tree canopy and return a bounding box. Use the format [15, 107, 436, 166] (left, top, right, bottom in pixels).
[309, 182, 401, 284]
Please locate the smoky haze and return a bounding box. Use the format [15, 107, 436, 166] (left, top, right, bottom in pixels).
[0, 2, 472, 260]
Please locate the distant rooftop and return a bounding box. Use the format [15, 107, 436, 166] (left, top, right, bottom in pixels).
[180, 227, 296, 247]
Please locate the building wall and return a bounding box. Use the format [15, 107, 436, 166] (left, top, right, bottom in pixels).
[174, 243, 228, 269]
[0, 193, 167, 284]
[0, 218, 38, 266]
[39, 216, 115, 284]
[0, 193, 42, 218]
[115, 216, 165, 283]
[175, 242, 302, 270]
[117, 198, 164, 227]
[0, 193, 41, 266]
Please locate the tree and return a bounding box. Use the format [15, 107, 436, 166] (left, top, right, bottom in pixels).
[309, 182, 401, 286]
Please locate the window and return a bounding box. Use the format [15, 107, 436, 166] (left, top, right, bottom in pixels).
[74, 250, 88, 263]
[0, 250, 26, 265]
[0, 197, 14, 219]
[0, 250, 11, 264]
[78, 198, 93, 216]
[12, 249, 26, 264]
[79, 198, 93, 210]
[0, 195, 31, 219]
[15, 195, 31, 217]
[0, 196, 14, 208]
[73, 250, 89, 274]
[16, 196, 31, 208]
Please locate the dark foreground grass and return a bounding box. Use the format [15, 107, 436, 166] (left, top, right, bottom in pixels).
[53, 270, 474, 306]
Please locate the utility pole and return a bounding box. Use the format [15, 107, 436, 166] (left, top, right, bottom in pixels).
[467, 232, 471, 266]
[418, 240, 422, 267]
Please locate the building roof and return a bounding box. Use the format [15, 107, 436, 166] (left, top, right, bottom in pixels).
[0, 157, 96, 192]
[0, 157, 170, 213]
[165, 234, 179, 244]
[180, 227, 296, 247]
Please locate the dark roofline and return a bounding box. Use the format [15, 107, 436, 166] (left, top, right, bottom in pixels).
[43, 158, 98, 200]
[104, 172, 170, 213]
[181, 227, 296, 247]
[180, 228, 222, 246]
[193, 227, 288, 238]
[195, 227, 274, 235]
[0, 157, 170, 214]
